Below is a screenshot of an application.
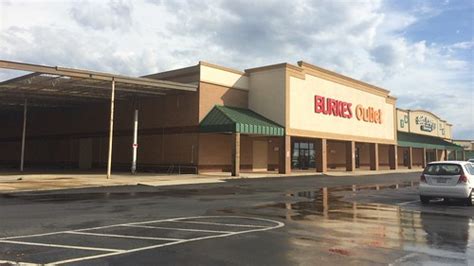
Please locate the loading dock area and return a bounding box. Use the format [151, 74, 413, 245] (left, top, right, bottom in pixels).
[0, 60, 197, 178]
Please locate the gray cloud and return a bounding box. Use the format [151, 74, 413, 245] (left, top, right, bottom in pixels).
[70, 0, 133, 30]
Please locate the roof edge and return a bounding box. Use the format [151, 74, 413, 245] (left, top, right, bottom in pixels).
[297, 60, 391, 96]
[199, 61, 246, 75]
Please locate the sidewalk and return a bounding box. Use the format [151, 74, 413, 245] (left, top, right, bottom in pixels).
[0, 168, 422, 193]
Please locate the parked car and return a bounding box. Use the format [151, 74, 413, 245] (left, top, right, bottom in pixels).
[468, 158, 474, 164]
[419, 161, 474, 206]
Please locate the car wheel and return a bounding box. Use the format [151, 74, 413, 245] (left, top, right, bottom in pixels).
[466, 190, 473, 206]
[420, 195, 430, 204]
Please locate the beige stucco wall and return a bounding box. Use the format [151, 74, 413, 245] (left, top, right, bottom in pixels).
[289, 74, 395, 143]
[248, 68, 286, 126]
[445, 124, 452, 139]
[200, 64, 249, 90]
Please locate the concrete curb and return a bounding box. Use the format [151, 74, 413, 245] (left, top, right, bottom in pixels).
[0, 169, 422, 193]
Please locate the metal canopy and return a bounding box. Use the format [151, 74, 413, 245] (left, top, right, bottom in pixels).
[0, 59, 198, 179]
[0, 60, 197, 108]
[397, 132, 464, 151]
[200, 105, 285, 136]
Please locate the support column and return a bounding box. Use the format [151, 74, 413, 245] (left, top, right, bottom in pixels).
[131, 109, 139, 174]
[346, 141, 355, 171]
[461, 150, 466, 161]
[434, 149, 439, 161]
[20, 98, 28, 172]
[315, 138, 327, 173]
[279, 135, 291, 174]
[444, 149, 448, 161]
[421, 148, 427, 168]
[107, 79, 116, 179]
[452, 150, 457, 160]
[388, 145, 397, 170]
[231, 133, 240, 176]
[369, 143, 379, 171]
[407, 147, 413, 169]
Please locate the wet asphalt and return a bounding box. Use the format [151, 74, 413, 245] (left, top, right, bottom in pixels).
[0, 172, 473, 265]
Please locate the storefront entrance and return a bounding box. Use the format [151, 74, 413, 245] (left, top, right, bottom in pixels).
[292, 141, 315, 170]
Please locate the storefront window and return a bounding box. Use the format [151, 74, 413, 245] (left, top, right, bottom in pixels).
[292, 141, 316, 170]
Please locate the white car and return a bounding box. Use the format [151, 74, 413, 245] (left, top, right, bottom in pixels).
[419, 161, 474, 206]
[468, 158, 474, 164]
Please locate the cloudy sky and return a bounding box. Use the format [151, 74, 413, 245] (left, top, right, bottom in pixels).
[0, 0, 473, 139]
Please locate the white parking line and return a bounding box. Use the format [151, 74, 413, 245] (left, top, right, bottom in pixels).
[52, 218, 283, 265]
[0, 216, 284, 265]
[122, 224, 235, 234]
[0, 259, 39, 266]
[65, 231, 185, 242]
[0, 239, 123, 252]
[168, 220, 268, 228]
[398, 200, 420, 206]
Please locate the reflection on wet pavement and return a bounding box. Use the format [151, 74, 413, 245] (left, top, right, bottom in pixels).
[0, 186, 254, 202]
[255, 182, 473, 265]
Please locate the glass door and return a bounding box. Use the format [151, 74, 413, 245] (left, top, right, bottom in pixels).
[292, 141, 315, 170]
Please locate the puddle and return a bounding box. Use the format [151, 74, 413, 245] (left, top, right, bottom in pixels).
[252, 182, 473, 264]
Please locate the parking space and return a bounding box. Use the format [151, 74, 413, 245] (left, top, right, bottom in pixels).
[0, 216, 284, 265]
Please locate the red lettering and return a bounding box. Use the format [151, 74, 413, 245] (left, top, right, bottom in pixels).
[335, 100, 341, 117]
[346, 103, 353, 118]
[322, 98, 329, 115]
[315, 95, 324, 113]
[314, 95, 360, 120]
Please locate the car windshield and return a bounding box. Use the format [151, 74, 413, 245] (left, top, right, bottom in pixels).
[424, 164, 462, 175]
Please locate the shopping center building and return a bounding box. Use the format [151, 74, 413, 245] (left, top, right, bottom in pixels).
[0, 60, 465, 176]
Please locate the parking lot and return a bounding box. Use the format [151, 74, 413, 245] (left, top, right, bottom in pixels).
[0, 216, 282, 265]
[0, 172, 473, 265]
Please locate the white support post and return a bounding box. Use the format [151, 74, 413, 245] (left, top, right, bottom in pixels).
[20, 98, 28, 172]
[131, 109, 138, 174]
[107, 79, 116, 179]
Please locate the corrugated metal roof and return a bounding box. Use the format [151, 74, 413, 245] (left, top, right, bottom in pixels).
[398, 132, 463, 151]
[0, 60, 197, 109]
[200, 105, 284, 136]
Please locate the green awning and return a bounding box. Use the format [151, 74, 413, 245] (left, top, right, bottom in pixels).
[398, 131, 464, 151]
[200, 105, 284, 136]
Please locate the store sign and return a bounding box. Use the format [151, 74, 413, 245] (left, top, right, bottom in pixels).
[314, 95, 352, 118]
[355, 105, 382, 124]
[314, 95, 382, 124]
[400, 115, 408, 128]
[415, 115, 436, 132]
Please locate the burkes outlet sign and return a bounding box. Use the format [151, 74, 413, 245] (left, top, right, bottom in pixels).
[314, 95, 383, 124]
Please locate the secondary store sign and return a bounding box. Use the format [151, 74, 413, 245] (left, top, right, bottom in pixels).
[314, 95, 382, 124]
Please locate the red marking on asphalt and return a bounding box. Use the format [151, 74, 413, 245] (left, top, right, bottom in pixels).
[329, 247, 351, 256]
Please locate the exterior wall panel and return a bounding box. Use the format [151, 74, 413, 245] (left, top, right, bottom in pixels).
[248, 68, 286, 126]
[198, 82, 248, 122]
[289, 74, 396, 144]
